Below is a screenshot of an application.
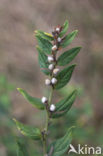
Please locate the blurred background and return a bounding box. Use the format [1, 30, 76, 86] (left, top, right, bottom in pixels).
[0, 0, 103, 155]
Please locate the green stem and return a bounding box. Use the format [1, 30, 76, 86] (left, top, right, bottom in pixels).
[49, 87, 53, 105]
[42, 87, 54, 156]
[43, 137, 47, 156]
[42, 29, 57, 156]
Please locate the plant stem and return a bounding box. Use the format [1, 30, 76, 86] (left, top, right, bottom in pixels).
[43, 137, 47, 156]
[49, 87, 53, 106]
[42, 87, 54, 156]
[42, 28, 57, 156]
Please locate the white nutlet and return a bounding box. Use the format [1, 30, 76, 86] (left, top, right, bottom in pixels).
[57, 37, 62, 43]
[48, 64, 54, 70]
[53, 68, 60, 75]
[41, 97, 47, 103]
[52, 45, 57, 51]
[51, 77, 57, 85]
[50, 104, 56, 112]
[45, 79, 51, 85]
[56, 27, 60, 32]
[48, 56, 54, 63]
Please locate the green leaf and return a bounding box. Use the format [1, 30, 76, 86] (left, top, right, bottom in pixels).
[35, 30, 53, 41]
[59, 20, 69, 37]
[48, 127, 74, 156]
[36, 46, 50, 75]
[61, 30, 78, 48]
[16, 137, 29, 156]
[35, 35, 52, 54]
[17, 88, 45, 110]
[55, 65, 76, 90]
[42, 69, 50, 75]
[37, 46, 48, 68]
[14, 119, 41, 140]
[51, 90, 77, 118]
[58, 47, 81, 66]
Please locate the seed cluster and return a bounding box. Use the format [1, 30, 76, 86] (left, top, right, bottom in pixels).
[41, 26, 62, 113]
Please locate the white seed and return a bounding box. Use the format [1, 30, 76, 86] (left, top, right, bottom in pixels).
[48, 56, 54, 63]
[48, 64, 54, 70]
[41, 97, 47, 103]
[45, 79, 51, 85]
[57, 37, 62, 42]
[52, 45, 57, 51]
[50, 104, 56, 111]
[53, 68, 60, 75]
[51, 78, 57, 84]
[56, 27, 60, 32]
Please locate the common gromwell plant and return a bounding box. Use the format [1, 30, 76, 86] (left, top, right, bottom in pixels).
[14, 20, 81, 156]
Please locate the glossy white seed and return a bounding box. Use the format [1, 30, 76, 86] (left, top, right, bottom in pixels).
[41, 97, 47, 103]
[51, 78, 57, 84]
[52, 45, 57, 51]
[48, 56, 54, 63]
[56, 27, 60, 32]
[53, 68, 60, 75]
[45, 79, 51, 85]
[50, 104, 56, 111]
[57, 37, 62, 42]
[48, 64, 54, 70]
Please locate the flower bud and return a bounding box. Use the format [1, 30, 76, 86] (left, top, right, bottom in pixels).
[41, 97, 47, 103]
[57, 37, 62, 43]
[45, 79, 51, 85]
[51, 78, 57, 84]
[52, 45, 57, 51]
[48, 64, 54, 70]
[48, 56, 54, 63]
[50, 104, 56, 111]
[53, 68, 60, 75]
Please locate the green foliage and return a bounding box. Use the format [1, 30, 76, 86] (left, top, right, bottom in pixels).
[0, 75, 17, 156]
[61, 30, 78, 48]
[16, 137, 29, 156]
[35, 30, 53, 41]
[35, 35, 52, 54]
[36, 46, 50, 75]
[48, 127, 73, 156]
[17, 88, 45, 110]
[15, 20, 81, 156]
[14, 119, 41, 140]
[37, 46, 48, 69]
[59, 20, 69, 37]
[55, 64, 76, 89]
[58, 47, 81, 66]
[51, 90, 77, 118]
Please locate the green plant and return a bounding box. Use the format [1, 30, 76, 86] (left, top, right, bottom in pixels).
[14, 20, 81, 156]
[0, 75, 16, 156]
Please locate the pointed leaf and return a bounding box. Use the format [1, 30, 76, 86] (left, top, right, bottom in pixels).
[37, 46, 48, 68]
[55, 65, 76, 90]
[16, 137, 29, 156]
[59, 20, 69, 37]
[61, 30, 78, 48]
[17, 88, 45, 110]
[58, 47, 81, 66]
[48, 127, 73, 156]
[35, 30, 53, 41]
[35, 35, 52, 54]
[42, 69, 50, 75]
[51, 90, 77, 118]
[14, 119, 41, 140]
[36, 46, 50, 75]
